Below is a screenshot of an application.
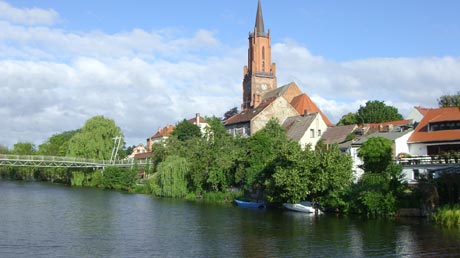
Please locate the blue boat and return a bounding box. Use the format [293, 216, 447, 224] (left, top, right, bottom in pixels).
[234, 199, 266, 209]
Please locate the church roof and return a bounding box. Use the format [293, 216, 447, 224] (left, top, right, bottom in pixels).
[255, 0, 265, 36]
[224, 98, 275, 125]
[290, 93, 333, 126]
[262, 82, 299, 101]
[282, 113, 318, 142]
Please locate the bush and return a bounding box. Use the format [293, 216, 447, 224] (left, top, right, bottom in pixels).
[433, 205, 460, 227]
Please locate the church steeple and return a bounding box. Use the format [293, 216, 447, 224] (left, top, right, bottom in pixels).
[241, 0, 277, 111]
[255, 0, 265, 36]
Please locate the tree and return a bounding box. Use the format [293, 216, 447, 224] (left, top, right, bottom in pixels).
[358, 136, 393, 174]
[438, 92, 460, 107]
[154, 155, 189, 198]
[67, 116, 123, 160]
[38, 130, 79, 156]
[337, 112, 358, 126]
[356, 100, 403, 124]
[11, 142, 36, 155]
[171, 119, 201, 141]
[223, 107, 238, 121]
[0, 145, 9, 154]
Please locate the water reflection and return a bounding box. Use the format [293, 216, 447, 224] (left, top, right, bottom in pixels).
[1, 181, 460, 257]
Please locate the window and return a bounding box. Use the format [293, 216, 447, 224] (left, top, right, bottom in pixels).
[310, 129, 315, 138]
[318, 129, 322, 136]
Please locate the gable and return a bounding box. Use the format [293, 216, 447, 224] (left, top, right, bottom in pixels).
[290, 93, 333, 126]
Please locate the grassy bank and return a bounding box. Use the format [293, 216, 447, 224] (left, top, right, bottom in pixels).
[433, 205, 460, 227]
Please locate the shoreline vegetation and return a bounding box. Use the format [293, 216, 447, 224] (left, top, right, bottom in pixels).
[1, 116, 459, 226]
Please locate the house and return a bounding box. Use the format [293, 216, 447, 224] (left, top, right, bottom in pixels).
[187, 113, 208, 134]
[146, 125, 174, 151]
[406, 106, 432, 125]
[320, 124, 358, 151]
[127, 144, 148, 159]
[350, 128, 414, 182]
[282, 112, 328, 150]
[225, 95, 299, 137]
[408, 107, 460, 156]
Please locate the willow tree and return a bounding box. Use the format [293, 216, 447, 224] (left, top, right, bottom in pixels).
[155, 155, 189, 198]
[67, 116, 123, 160]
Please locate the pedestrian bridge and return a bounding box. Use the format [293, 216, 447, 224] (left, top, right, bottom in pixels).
[0, 154, 148, 169]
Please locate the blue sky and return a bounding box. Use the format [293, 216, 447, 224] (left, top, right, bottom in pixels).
[1, 0, 460, 147]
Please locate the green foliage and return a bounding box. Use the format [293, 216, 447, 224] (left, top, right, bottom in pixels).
[358, 136, 393, 174]
[433, 205, 460, 227]
[71, 171, 88, 187]
[337, 112, 358, 126]
[0, 144, 9, 154]
[223, 107, 238, 121]
[67, 116, 123, 160]
[356, 100, 403, 124]
[155, 155, 189, 198]
[171, 119, 201, 141]
[38, 130, 79, 156]
[338, 100, 403, 125]
[201, 190, 243, 203]
[11, 142, 36, 155]
[438, 92, 460, 107]
[100, 166, 138, 191]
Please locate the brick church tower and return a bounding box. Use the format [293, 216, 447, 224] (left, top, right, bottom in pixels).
[242, 0, 277, 111]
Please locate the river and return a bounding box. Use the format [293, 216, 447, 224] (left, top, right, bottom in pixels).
[1, 180, 460, 257]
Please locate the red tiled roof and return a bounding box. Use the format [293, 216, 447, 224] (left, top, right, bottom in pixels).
[187, 114, 207, 124]
[290, 93, 333, 126]
[150, 125, 175, 139]
[134, 152, 152, 160]
[409, 107, 460, 143]
[368, 120, 410, 128]
[224, 98, 275, 125]
[415, 106, 431, 116]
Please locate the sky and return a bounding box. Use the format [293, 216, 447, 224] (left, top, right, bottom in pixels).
[1, 0, 460, 148]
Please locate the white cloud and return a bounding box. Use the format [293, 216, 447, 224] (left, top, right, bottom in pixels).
[0, 1, 59, 26]
[1, 2, 460, 149]
[274, 40, 460, 122]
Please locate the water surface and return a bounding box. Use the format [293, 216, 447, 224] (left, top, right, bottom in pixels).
[1, 180, 460, 257]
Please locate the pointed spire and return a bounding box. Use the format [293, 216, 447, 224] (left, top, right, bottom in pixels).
[255, 0, 265, 36]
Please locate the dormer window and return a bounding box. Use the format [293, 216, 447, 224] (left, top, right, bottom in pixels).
[429, 121, 460, 131]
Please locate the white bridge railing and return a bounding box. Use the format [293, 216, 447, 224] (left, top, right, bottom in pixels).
[0, 154, 148, 168]
[396, 155, 460, 167]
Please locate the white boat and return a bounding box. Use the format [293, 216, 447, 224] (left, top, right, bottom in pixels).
[283, 202, 316, 213]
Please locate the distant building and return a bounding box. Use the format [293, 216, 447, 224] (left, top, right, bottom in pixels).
[187, 113, 208, 134]
[408, 107, 460, 156]
[147, 125, 175, 151]
[406, 106, 432, 125]
[282, 112, 329, 150]
[351, 128, 414, 182]
[127, 143, 148, 159]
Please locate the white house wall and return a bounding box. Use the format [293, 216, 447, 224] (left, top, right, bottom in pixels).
[299, 114, 328, 150]
[394, 131, 413, 157]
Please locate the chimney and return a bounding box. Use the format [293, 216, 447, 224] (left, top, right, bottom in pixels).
[304, 109, 309, 116]
[196, 113, 200, 126]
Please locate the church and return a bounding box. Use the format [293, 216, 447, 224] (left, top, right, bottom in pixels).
[225, 0, 332, 149]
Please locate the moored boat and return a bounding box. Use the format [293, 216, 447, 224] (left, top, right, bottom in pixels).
[234, 199, 266, 209]
[283, 202, 316, 213]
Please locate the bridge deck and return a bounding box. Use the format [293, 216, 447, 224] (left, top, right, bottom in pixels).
[0, 154, 148, 168]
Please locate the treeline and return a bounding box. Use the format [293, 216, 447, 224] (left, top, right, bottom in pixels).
[0, 115, 128, 159]
[147, 117, 411, 216]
